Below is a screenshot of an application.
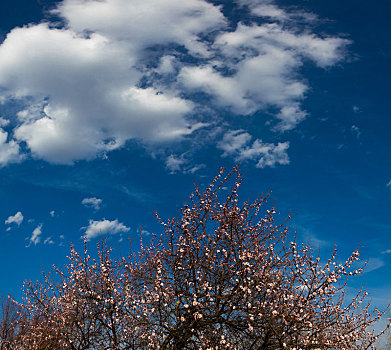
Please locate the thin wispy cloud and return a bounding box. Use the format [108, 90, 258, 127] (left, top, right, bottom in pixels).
[363, 258, 385, 274]
[44, 236, 54, 245]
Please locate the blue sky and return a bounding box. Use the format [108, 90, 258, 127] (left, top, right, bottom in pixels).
[0, 0, 391, 312]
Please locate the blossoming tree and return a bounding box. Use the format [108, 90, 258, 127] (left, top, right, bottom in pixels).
[1, 167, 387, 349]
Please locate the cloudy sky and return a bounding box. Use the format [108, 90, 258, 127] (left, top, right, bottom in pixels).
[0, 0, 391, 309]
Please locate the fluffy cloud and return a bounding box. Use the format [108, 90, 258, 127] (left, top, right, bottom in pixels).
[5, 211, 24, 226]
[30, 224, 43, 245]
[247, 141, 289, 168]
[181, 20, 347, 130]
[0, 23, 196, 164]
[84, 219, 130, 240]
[0, 129, 22, 166]
[55, 0, 225, 56]
[82, 197, 103, 210]
[218, 130, 289, 168]
[0, 0, 348, 166]
[217, 130, 252, 156]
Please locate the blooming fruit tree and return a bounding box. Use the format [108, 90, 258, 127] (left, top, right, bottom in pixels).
[1, 167, 387, 349]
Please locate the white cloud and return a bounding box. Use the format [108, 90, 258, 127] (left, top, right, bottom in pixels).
[251, 3, 289, 21]
[0, 117, 10, 127]
[82, 197, 103, 210]
[44, 236, 54, 245]
[218, 130, 289, 168]
[156, 55, 177, 75]
[165, 154, 186, 174]
[165, 153, 206, 174]
[84, 219, 130, 240]
[237, 0, 318, 23]
[0, 23, 196, 164]
[186, 163, 206, 174]
[0, 129, 22, 166]
[50, 210, 55, 217]
[275, 104, 307, 132]
[5, 211, 24, 226]
[217, 130, 252, 156]
[239, 139, 290, 168]
[30, 224, 43, 245]
[55, 0, 225, 56]
[0, 0, 348, 166]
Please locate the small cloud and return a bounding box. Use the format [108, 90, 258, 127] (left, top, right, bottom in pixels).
[274, 104, 307, 132]
[165, 154, 186, 174]
[82, 197, 103, 210]
[30, 224, 43, 245]
[58, 234, 65, 246]
[165, 154, 205, 174]
[141, 229, 151, 236]
[44, 236, 54, 245]
[50, 210, 55, 217]
[381, 249, 391, 254]
[242, 140, 290, 168]
[0, 117, 10, 127]
[217, 130, 252, 157]
[6, 227, 11, 232]
[351, 125, 361, 139]
[187, 163, 206, 174]
[353, 105, 361, 113]
[5, 211, 24, 226]
[218, 130, 290, 168]
[84, 219, 130, 241]
[0, 128, 23, 167]
[386, 180, 391, 188]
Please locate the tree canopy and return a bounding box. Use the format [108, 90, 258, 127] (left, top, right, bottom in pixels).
[0, 167, 386, 349]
